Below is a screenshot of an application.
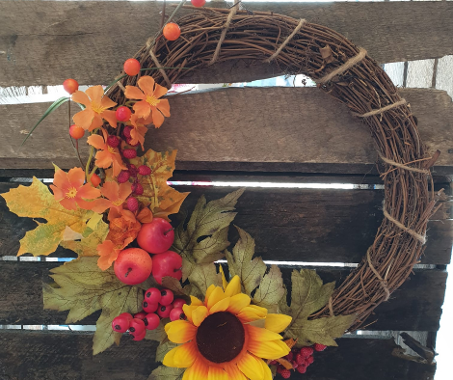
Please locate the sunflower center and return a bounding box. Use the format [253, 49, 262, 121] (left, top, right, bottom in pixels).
[196, 312, 245, 364]
[65, 187, 78, 199]
[146, 95, 160, 107]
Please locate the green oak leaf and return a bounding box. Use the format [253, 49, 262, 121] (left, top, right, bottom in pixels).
[253, 265, 285, 311]
[187, 262, 223, 297]
[43, 257, 143, 355]
[148, 366, 184, 380]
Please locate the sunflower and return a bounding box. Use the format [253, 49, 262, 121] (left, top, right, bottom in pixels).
[163, 275, 292, 380]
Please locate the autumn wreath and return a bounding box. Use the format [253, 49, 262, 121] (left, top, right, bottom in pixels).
[1, 2, 442, 379]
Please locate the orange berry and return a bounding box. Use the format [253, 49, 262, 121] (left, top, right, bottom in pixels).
[163, 23, 181, 41]
[123, 58, 141, 76]
[191, 0, 206, 7]
[63, 79, 79, 94]
[69, 124, 85, 139]
[90, 173, 101, 187]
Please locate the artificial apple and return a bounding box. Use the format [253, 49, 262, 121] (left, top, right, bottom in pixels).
[151, 250, 182, 285]
[137, 218, 175, 254]
[114, 248, 152, 285]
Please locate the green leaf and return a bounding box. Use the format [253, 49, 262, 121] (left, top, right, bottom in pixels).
[225, 227, 267, 296]
[156, 341, 179, 362]
[161, 276, 189, 296]
[148, 366, 184, 380]
[173, 189, 244, 282]
[60, 219, 109, 257]
[43, 257, 143, 355]
[145, 320, 167, 342]
[187, 262, 222, 296]
[21, 97, 70, 146]
[253, 265, 285, 312]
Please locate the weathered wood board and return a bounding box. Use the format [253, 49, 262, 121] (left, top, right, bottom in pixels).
[1, 2, 453, 86]
[0, 331, 436, 380]
[0, 262, 446, 331]
[1, 181, 452, 264]
[1, 88, 453, 174]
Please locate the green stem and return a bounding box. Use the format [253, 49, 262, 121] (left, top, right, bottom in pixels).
[85, 145, 95, 181]
[90, 165, 98, 176]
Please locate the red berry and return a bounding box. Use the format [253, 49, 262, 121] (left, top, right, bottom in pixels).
[124, 58, 141, 76]
[123, 149, 137, 159]
[170, 307, 185, 321]
[63, 78, 79, 94]
[296, 365, 307, 374]
[307, 356, 314, 364]
[143, 301, 159, 313]
[314, 343, 327, 352]
[127, 197, 139, 212]
[131, 328, 146, 341]
[134, 312, 147, 320]
[145, 288, 162, 304]
[89, 173, 101, 187]
[123, 126, 132, 139]
[116, 106, 132, 122]
[191, 0, 206, 7]
[285, 351, 293, 362]
[300, 347, 314, 358]
[144, 313, 161, 330]
[291, 361, 298, 369]
[138, 165, 151, 176]
[160, 289, 174, 306]
[128, 164, 138, 177]
[107, 135, 120, 148]
[69, 124, 84, 140]
[117, 170, 130, 183]
[118, 312, 133, 322]
[129, 318, 146, 335]
[112, 314, 130, 333]
[132, 183, 144, 195]
[163, 23, 181, 41]
[296, 354, 305, 365]
[277, 366, 284, 374]
[172, 299, 187, 309]
[280, 369, 291, 379]
[269, 361, 277, 365]
[157, 304, 173, 318]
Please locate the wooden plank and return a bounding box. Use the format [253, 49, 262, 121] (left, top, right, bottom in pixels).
[1, 1, 453, 86]
[1, 88, 453, 174]
[0, 262, 446, 332]
[1, 182, 451, 264]
[0, 331, 436, 380]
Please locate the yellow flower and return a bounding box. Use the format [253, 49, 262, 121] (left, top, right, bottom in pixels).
[163, 275, 292, 380]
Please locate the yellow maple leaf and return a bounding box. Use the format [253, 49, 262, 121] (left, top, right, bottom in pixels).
[61, 218, 109, 257]
[130, 148, 189, 220]
[1, 177, 97, 256]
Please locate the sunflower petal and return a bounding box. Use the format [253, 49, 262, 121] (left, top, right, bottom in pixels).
[248, 339, 291, 360]
[237, 305, 268, 322]
[163, 342, 197, 368]
[224, 275, 241, 297]
[190, 295, 203, 306]
[192, 306, 208, 327]
[260, 359, 273, 380]
[224, 363, 247, 380]
[204, 285, 216, 305]
[209, 297, 230, 314]
[227, 293, 251, 315]
[246, 325, 284, 342]
[237, 353, 264, 380]
[184, 360, 209, 380]
[264, 313, 292, 333]
[165, 320, 197, 344]
[206, 287, 226, 310]
[207, 366, 229, 380]
[219, 266, 228, 290]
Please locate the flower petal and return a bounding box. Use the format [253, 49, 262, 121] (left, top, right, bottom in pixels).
[154, 83, 168, 99]
[73, 109, 95, 130]
[264, 314, 292, 334]
[151, 107, 165, 128]
[157, 98, 171, 117]
[94, 150, 113, 169]
[138, 75, 156, 95]
[237, 305, 268, 323]
[163, 342, 197, 368]
[67, 167, 85, 189]
[209, 296, 230, 314]
[87, 134, 106, 150]
[190, 295, 203, 306]
[247, 339, 291, 360]
[133, 100, 151, 119]
[89, 114, 104, 131]
[101, 110, 117, 129]
[227, 293, 251, 315]
[49, 184, 65, 201]
[59, 198, 77, 210]
[124, 86, 145, 100]
[192, 306, 208, 327]
[219, 266, 228, 290]
[246, 325, 284, 342]
[71, 90, 91, 107]
[183, 360, 208, 380]
[208, 366, 229, 380]
[224, 275, 241, 297]
[237, 353, 264, 380]
[52, 169, 71, 191]
[206, 287, 226, 310]
[86, 85, 104, 103]
[77, 183, 101, 200]
[204, 285, 216, 305]
[224, 363, 247, 380]
[100, 181, 119, 202]
[261, 359, 273, 380]
[100, 95, 117, 110]
[165, 320, 197, 344]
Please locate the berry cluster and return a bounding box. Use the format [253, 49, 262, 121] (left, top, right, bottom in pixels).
[112, 288, 187, 341]
[274, 343, 327, 378]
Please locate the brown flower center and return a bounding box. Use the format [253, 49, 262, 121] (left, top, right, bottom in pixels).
[65, 187, 78, 199]
[146, 95, 160, 107]
[196, 312, 245, 363]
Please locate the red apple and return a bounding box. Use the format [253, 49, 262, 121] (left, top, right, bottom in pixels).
[114, 248, 152, 285]
[151, 250, 182, 285]
[137, 218, 175, 254]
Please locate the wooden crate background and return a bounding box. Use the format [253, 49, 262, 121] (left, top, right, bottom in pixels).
[1, 1, 453, 379]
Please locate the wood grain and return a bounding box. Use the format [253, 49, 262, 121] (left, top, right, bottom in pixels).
[1, 181, 451, 264]
[0, 262, 446, 332]
[1, 88, 453, 174]
[0, 331, 436, 380]
[1, 1, 453, 86]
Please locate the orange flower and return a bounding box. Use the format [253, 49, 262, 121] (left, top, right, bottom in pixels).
[107, 208, 141, 248]
[97, 239, 122, 271]
[124, 76, 170, 128]
[72, 86, 117, 131]
[87, 129, 127, 177]
[99, 181, 133, 220]
[50, 167, 106, 212]
[128, 114, 149, 150]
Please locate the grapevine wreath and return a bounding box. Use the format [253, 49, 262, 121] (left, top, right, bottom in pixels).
[1, 2, 444, 379]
